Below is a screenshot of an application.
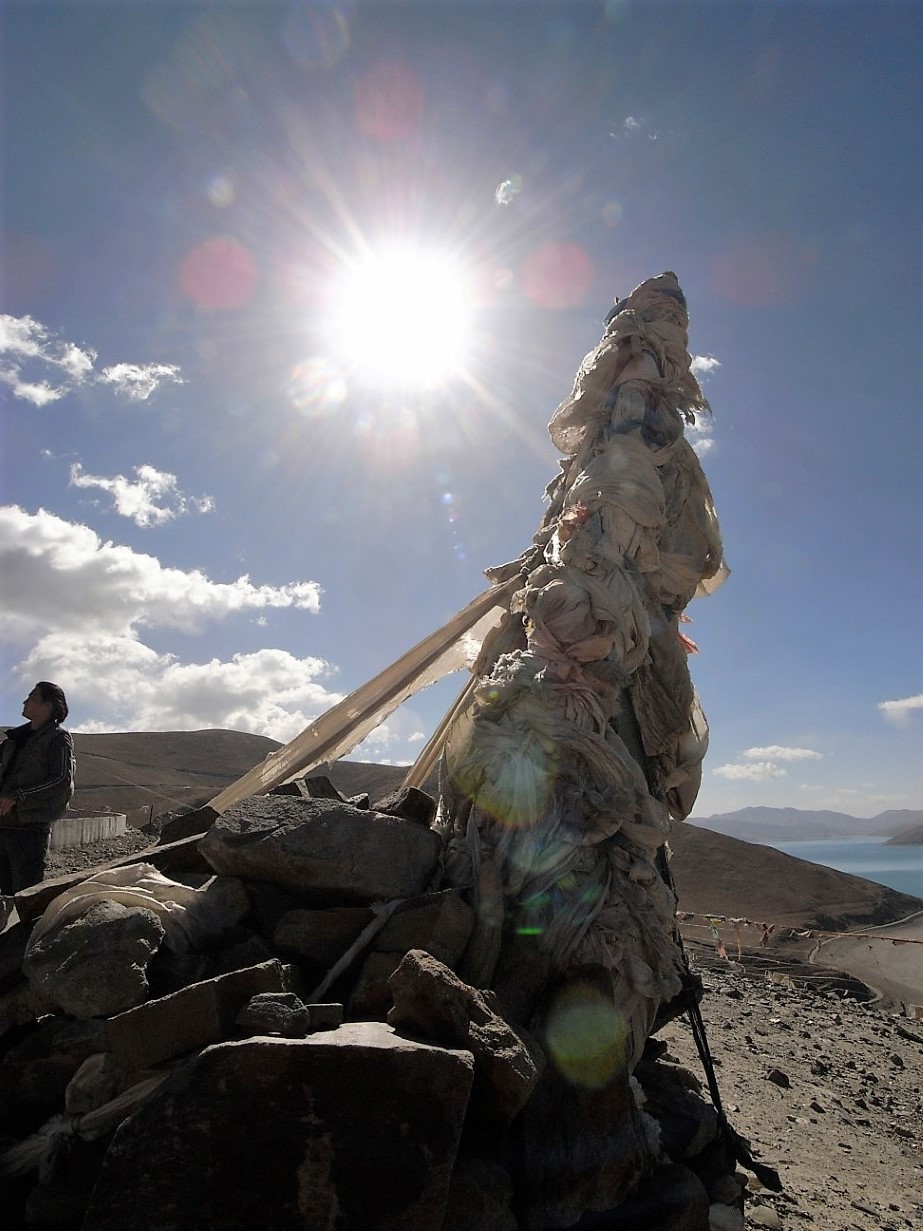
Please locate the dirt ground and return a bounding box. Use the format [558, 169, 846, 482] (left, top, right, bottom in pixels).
[661, 950, 922, 1231]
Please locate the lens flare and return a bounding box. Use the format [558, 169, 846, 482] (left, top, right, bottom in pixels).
[451, 732, 555, 830]
[281, 2, 351, 70]
[288, 356, 348, 417]
[207, 173, 235, 209]
[521, 241, 594, 310]
[179, 236, 258, 310]
[601, 199, 624, 228]
[545, 983, 628, 1088]
[354, 62, 423, 143]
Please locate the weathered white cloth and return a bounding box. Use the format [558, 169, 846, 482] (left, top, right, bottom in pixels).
[439, 272, 727, 1066]
[27, 863, 249, 953]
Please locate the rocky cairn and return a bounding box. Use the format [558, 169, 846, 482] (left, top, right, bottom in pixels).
[1, 780, 745, 1230]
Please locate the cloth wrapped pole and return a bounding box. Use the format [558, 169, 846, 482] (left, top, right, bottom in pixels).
[436, 272, 727, 1067]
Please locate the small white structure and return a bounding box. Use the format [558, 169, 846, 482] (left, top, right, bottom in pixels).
[50, 811, 127, 850]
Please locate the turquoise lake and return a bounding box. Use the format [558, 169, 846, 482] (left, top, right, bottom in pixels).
[766, 837, 923, 900]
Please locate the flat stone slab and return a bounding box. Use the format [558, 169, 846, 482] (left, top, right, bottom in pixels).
[83, 1023, 474, 1231]
[107, 959, 290, 1072]
[200, 796, 443, 902]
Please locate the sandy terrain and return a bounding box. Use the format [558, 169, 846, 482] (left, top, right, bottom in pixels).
[810, 913, 923, 1011]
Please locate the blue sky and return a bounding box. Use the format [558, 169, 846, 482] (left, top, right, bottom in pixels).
[2, 1, 920, 819]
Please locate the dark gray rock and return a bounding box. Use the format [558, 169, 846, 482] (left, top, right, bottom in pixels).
[373, 785, 437, 828]
[23, 901, 165, 1020]
[387, 949, 543, 1124]
[442, 1158, 518, 1231]
[349, 893, 476, 1019]
[272, 774, 349, 802]
[83, 1024, 473, 1231]
[236, 991, 311, 1038]
[274, 905, 374, 962]
[307, 1002, 344, 1030]
[605, 1162, 711, 1231]
[157, 805, 219, 845]
[199, 796, 443, 902]
[635, 1063, 720, 1162]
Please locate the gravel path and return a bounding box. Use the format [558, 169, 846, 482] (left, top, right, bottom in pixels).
[45, 827, 158, 877]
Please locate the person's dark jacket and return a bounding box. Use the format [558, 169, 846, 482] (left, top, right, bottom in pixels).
[0, 721, 75, 827]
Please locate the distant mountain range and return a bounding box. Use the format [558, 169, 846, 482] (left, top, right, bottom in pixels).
[49, 730, 922, 847]
[687, 806, 923, 844]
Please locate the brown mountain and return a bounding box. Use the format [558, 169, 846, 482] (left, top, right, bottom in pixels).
[667, 822, 921, 931]
[66, 730, 922, 932]
[886, 823, 923, 845]
[71, 729, 282, 815]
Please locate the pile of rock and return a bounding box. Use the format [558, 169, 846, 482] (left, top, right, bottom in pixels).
[0, 779, 747, 1230]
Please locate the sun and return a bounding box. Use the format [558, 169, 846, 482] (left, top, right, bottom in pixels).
[325, 246, 473, 389]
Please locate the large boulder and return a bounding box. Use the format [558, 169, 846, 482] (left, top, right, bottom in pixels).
[22, 901, 165, 1019]
[83, 1024, 474, 1231]
[274, 905, 374, 963]
[200, 796, 443, 902]
[349, 892, 476, 1019]
[387, 949, 543, 1124]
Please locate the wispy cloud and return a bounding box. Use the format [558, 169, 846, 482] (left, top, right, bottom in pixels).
[70, 463, 214, 527]
[742, 745, 823, 761]
[713, 761, 788, 781]
[96, 363, 183, 402]
[612, 114, 660, 141]
[0, 314, 182, 406]
[691, 355, 722, 377]
[878, 693, 923, 727]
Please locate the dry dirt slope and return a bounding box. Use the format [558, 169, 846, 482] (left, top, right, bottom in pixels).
[70, 729, 281, 814]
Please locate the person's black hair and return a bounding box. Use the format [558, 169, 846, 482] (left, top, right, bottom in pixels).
[35, 681, 68, 722]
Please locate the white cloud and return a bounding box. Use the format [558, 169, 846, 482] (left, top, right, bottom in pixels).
[623, 116, 642, 130]
[407, 731, 426, 743]
[2, 504, 338, 740]
[70, 463, 214, 527]
[0, 314, 181, 406]
[690, 355, 721, 376]
[25, 634, 342, 740]
[878, 693, 923, 727]
[686, 412, 714, 458]
[0, 368, 67, 406]
[742, 745, 823, 762]
[97, 363, 183, 402]
[0, 505, 322, 643]
[713, 761, 788, 781]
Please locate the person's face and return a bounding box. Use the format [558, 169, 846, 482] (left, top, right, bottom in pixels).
[22, 687, 54, 727]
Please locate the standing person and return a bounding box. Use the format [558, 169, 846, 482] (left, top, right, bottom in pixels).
[0, 682, 75, 901]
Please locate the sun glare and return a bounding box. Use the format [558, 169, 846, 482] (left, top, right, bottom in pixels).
[326, 247, 473, 388]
